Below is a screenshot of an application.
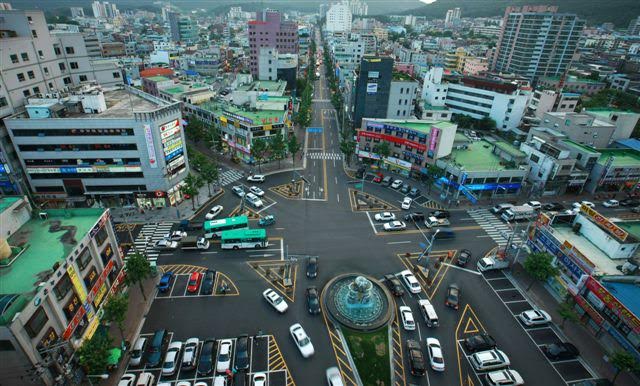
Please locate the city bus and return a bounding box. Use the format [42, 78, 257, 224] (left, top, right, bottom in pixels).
[203, 215, 249, 238]
[220, 229, 268, 250]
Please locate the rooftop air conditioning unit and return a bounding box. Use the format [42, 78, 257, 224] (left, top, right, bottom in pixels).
[39, 212, 48, 220]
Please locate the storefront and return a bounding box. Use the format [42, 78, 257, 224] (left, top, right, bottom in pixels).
[382, 156, 412, 177]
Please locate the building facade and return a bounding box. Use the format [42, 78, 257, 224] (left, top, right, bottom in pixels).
[248, 10, 299, 77]
[326, 2, 352, 33]
[353, 56, 394, 128]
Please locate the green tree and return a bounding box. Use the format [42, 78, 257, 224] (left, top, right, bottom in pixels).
[125, 252, 152, 301]
[374, 142, 391, 160]
[610, 350, 640, 385]
[477, 117, 497, 131]
[77, 332, 112, 376]
[287, 134, 302, 167]
[523, 252, 559, 291]
[102, 293, 129, 341]
[269, 133, 287, 168]
[251, 138, 268, 172]
[557, 300, 580, 329]
[182, 173, 201, 210]
[185, 116, 206, 142]
[199, 161, 219, 196]
[340, 139, 356, 167]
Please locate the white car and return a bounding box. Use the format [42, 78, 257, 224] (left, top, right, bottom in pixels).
[400, 269, 422, 294]
[129, 337, 147, 366]
[182, 337, 199, 370]
[155, 239, 178, 250]
[603, 199, 619, 208]
[471, 349, 510, 371]
[252, 372, 267, 386]
[162, 341, 183, 376]
[484, 370, 524, 386]
[374, 212, 396, 221]
[247, 174, 265, 183]
[245, 192, 264, 208]
[326, 366, 344, 386]
[232, 185, 245, 197]
[290, 323, 315, 358]
[205, 205, 224, 220]
[250, 186, 265, 197]
[164, 230, 187, 241]
[401, 197, 413, 210]
[213, 376, 227, 386]
[563, 208, 579, 216]
[399, 306, 416, 331]
[216, 339, 233, 374]
[426, 338, 445, 372]
[391, 179, 403, 189]
[573, 201, 594, 209]
[118, 374, 136, 386]
[263, 288, 288, 313]
[383, 221, 406, 231]
[518, 309, 551, 326]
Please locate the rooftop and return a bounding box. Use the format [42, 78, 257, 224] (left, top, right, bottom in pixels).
[1, 208, 105, 296]
[494, 141, 526, 158]
[615, 221, 640, 240]
[449, 140, 522, 171]
[422, 102, 448, 111]
[199, 102, 285, 126]
[562, 140, 600, 155]
[551, 224, 622, 276]
[601, 281, 640, 319]
[0, 197, 21, 215]
[392, 72, 414, 81]
[364, 119, 456, 135]
[586, 108, 638, 118]
[146, 76, 172, 82]
[597, 148, 640, 167]
[237, 80, 287, 93]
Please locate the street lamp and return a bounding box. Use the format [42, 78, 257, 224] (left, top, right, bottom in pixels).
[417, 228, 440, 264]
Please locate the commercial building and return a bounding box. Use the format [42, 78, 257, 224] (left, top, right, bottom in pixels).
[492, 5, 585, 81]
[585, 109, 640, 143]
[462, 57, 489, 76]
[386, 73, 418, 120]
[356, 118, 457, 178]
[168, 12, 198, 44]
[248, 10, 298, 78]
[4, 85, 189, 208]
[537, 76, 606, 96]
[542, 112, 617, 148]
[353, 56, 394, 127]
[257, 48, 298, 88]
[422, 67, 530, 132]
[69, 7, 85, 18]
[0, 196, 125, 385]
[628, 16, 640, 35]
[326, 2, 352, 33]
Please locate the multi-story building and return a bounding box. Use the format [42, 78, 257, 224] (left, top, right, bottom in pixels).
[70, 7, 85, 18]
[248, 10, 298, 78]
[585, 109, 640, 143]
[386, 73, 418, 120]
[537, 75, 606, 96]
[326, 2, 352, 33]
[350, 0, 369, 16]
[462, 57, 488, 75]
[543, 112, 617, 148]
[257, 48, 297, 87]
[445, 8, 461, 28]
[628, 16, 640, 35]
[356, 118, 457, 177]
[0, 196, 125, 385]
[492, 5, 585, 81]
[422, 67, 530, 132]
[352, 56, 393, 128]
[4, 85, 189, 208]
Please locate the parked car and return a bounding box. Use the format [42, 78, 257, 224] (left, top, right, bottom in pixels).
[391, 179, 403, 189]
[484, 370, 524, 386]
[155, 239, 178, 250]
[205, 205, 224, 220]
[463, 333, 496, 353]
[263, 288, 288, 313]
[492, 203, 514, 214]
[245, 193, 264, 208]
[430, 210, 450, 219]
[383, 274, 405, 296]
[620, 198, 640, 207]
[146, 329, 168, 367]
[404, 212, 425, 223]
[543, 202, 565, 211]
[400, 270, 422, 294]
[445, 284, 461, 310]
[454, 250, 470, 267]
[290, 323, 315, 358]
[201, 270, 216, 295]
[384, 221, 406, 231]
[525, 200, 542, 210]
[306, 257, 318, 278]
[542, 342, 579, 360]
[130, 337, 147, 366]
[247, 174, 265, 183]
[603, 199, 619, 208]
[518, 309, 551, 326]
[426, 338, 445, 372]
[632, 206, 640, 213]
[374, 212, 396, 221]
[470, 349, 510, 371]
[373, 173, 383, 183]
[399, 306, 416, 330]
[187, 272, 202, 293]
[400, 184, 411, 194]
[252, 372, 267, 386]
[182, 338, 199, 370]
[407, 339, 426, 376]
[326, 366, 344, 386]
[382, 176, 392, 186]
[162, 341, 183, 376]
[157, 272, 174, 292]
[408, 187, 420, 197]
[232, 186, 245, 197]
[216, 339, 233, 374]
[249, 186, 265, 197]
[306, 287, 321, 315]
[164, 231, 187, 241]
[355, 167, 366, 179]
[573, 201, 595, 209]
[118, 374, 136, 386]
[401, 197, 413, 210]
[197, 339, 216, 375]
[234, 334, 250, 371]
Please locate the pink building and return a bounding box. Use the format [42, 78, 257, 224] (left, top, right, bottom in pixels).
[394, 62, 415, 77]
[248, 10, 299, 77]
[462, 57, 488, 75]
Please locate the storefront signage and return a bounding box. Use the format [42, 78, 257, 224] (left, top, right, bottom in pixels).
[227, 140, 250, 155]
[575, 294, 605, 325]
[603, 320, 640, 361]
[561, 240, 596, 273]
[535, 228, 586, 281]
[167, 155, 186, 172]
[357, 150, 382, 160]
[385, 156, 412, 170]
[165, 148, 184, 161]
[160, 125, 181, 139]
[83, 316, 100, 341]
[93, 283, 108, 308]
[67, 265, 87, 302]
[224, 111, 254, 125]
[89, 213, 109, 239]
[366, 83, 378, 94]
[580, 204, 629, 242]
[40, 327, 58, 349]
[428, 127, 440, 158]
[585, 276, 640, 333]
[143, 124, 158, 168]
[368, 71, 379, 78]
[365, 122, 384, 130]
[358, 131, 427, 152]
[462, 182, 521, 191]
[160, 119, 179, 133]
[162, 137, 183, 155]
[27, 166, 142, 174]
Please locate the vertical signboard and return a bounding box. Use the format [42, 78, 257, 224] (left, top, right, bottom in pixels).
[143, 124, 158, 168]
[428, 127, 440, 158]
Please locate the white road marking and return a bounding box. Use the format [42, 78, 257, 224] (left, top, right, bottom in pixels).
[313, 175, 316, 183]
[493, 287, 517, 292]
[249, 254, 275, 258]
[201, 251, 218, 254]
[258, 201, 277, 213]
[337, 193, 340, 202]
[365, 212, 378, 234]
[280, 238, 284, 261]
[275, 227, 285, 230]
[387, 241, 412, 245]
[333, 159, 336, 167]
[460, 217, 475, 221]
[335, 176, 338, 184]
[476, 235, 493, 238]
[503, 299, 529, 304]
[442, 263, 482, 275]
[258, 249, 282, 252]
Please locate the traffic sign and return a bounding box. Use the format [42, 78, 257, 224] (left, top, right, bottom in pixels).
[307, 127, 323, 133]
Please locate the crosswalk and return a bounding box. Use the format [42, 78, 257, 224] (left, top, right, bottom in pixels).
[467, 208, 523, 247]
[306, 152, 342, 160]
[218, 169, 244, 186]
[125, 222, 174, 263]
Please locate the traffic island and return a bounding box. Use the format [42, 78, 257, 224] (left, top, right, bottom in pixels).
[247, 260, 297, 302]
[342, 328, 391, 386]
[348, 189, 399, 212]
[270, 180, 304, 200]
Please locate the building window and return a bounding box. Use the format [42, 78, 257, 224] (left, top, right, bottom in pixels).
[10, 54, 18, 63]
[0, 340, 15, 351]
[63, 294, 81, 320]
[53, 273, 72, 300]
[27, 71, 35, 79]
[33, 86, 40, 94]
[70, 62, 78, 69]
[21, 52, 29, 61]
[23, 89, 31, 97]
[63, 77, 72, 85]
[0, 97, 7, 107]
[38, 50, 44, 59]
[397, 110, 400, 115]
[54, 46, 61, 55]
[84, 266, 98, 289]
[25, 307, 48, 338]
[65, 46, 75, 54]
[17, 73, 25, 82]
[59, 62, 66, 71]
[79, 75, 88, 82]
[31, 29, 38, 38]
[112, 72, 121, 78]
[95, 226, 108, 246]
[77, 248, 92, 271]
[43, 67, 49, 75]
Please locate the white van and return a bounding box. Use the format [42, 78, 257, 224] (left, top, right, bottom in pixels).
[418, 299, 439, 327]
[245, 193, 264, 208]
[491, 203, 513, 214]
[525, 201, 542, 210]
[135, 372, 155, 386]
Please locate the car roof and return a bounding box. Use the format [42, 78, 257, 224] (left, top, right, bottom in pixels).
[133, 337, 147, 350]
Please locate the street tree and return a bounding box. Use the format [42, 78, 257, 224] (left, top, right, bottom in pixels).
[523, 252, 558, 291]
[102, 293, 129, 341]
[610, 350, 640, 385]
[375, 142, 391, 161]
[124, 252, 153, 301]
[182, 173, 201, 210]
[557, 300, 580, 329]
[185, 116, 206, 142]
[287, 134, 302, 167]
[77, 332, 112, 376]
[199, 162, 219, 196]
[340, 139, 356, 167]
[251, 138, 268, 172]
[269, 133, 287, 168]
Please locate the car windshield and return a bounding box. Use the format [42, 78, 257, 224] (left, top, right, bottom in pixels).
[163, 360, 174, 369]
[188, 279, 197, 286]
[299, 337, 310, 346]
[272, 296, 282, 304]
[433, 356, 444, 364]
[219, 353, 229, 361]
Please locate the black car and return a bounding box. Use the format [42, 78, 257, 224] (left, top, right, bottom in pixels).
[542, 342, 579, 360]
[620, 198, 640, 207]
[543, 202, 565, 211]
[445, 284, 460, 310]
[400, 184, 411, 194]
[404, 212, 425, 223]
[355, 167, 366, 179]
[383, 274, 405, 297]
[306, 257, 318, 279]
[457, 249, 471, 267]
[306, 286, 321, 314]
[430, 210, 450, 219]
[407, 339, 426, 376]
[197, 339, 215, 375]
[463, 333, 496, 353]
[234, 334, 250, 371]
[201, 269, 216, 295]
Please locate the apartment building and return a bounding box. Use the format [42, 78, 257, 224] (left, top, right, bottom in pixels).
[248, 10, 298, 77]
[326, 2, 352, 33]
[543, 112, 617, 148]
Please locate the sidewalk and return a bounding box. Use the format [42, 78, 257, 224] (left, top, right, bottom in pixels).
[508, 263, 638, 386]
[102, 277, 157, 386]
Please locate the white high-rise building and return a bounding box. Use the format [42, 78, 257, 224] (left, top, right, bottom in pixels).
[70, 7, 85, 18]
[228, 6, 243, 19]
[326, 2, 352, 33]
[92, 1, 105, 18]
[350, 0, 369, 16]
[445, 7, 461, 27]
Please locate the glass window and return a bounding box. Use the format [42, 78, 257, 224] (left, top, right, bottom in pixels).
[63, 294, 81, 320]
[95, 226, 108, 246]
[70, 62, 78, 69]
[27, 71, 35, 79]
[17, 73, 25, 82]
[21, 52, 29, 61]
[53, 273, 72, 300]
[77, 248, 92, 271]
[25, 308, 48, 338]
[65, 46, 75, 54]
[10, 54, 18, 63]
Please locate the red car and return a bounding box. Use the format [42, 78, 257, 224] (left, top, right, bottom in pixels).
[187, 272, 202, 293]
[373, 173, 384, 183]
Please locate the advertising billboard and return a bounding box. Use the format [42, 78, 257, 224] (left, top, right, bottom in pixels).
[366, 83, 378, 94]
[143, 124, 157, 168]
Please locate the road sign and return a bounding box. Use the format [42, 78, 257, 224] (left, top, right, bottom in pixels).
[354, 183, 363, 189]
[419, 242, 427, 249]
[307, 127, 323, 133]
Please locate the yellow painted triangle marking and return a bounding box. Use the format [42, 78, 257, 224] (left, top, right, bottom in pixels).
[464, 318, 479, 334]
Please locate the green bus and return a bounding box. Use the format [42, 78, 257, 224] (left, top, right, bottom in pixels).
[203, 215, 249, 238]
[220, 229, 268, 250]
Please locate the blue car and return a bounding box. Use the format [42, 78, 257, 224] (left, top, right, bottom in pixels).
[157, 272, 174, 292]
[258, 214, 276, 227]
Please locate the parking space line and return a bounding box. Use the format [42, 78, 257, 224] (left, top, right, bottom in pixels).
[493, 288, 517, 292]
[442, 263, 482, 276]
[365, 212, 378, 234]
[502, 299, 529, 304]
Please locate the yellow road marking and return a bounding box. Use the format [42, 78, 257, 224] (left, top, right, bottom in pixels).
[320, 287, 358, 385]
[464, 318, 479, 334]
[246, 260, 296, 302]
[212, 272, 239, 296]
